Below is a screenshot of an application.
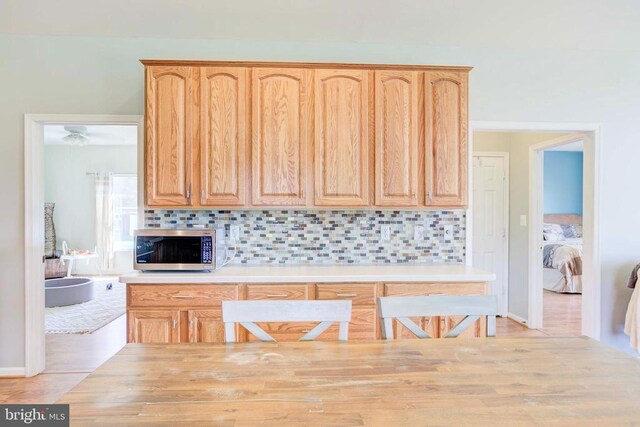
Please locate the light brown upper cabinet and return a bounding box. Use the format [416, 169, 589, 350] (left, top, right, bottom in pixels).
[145, 66, 194, 206]
[424, 70, 468, 208]
[374, 70, 420, 207]
[251, 68, 312, 206]
[142, 61, 470, 209]
[199, 67, 248, 206]
[314, 69, 373, 206]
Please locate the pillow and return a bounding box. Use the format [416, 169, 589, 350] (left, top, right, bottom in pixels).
[573, 224, 583, 238]
[543, 223, 565, 241]
[561, 224, 577, 238]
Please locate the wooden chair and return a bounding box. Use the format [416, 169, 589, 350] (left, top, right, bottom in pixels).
[377, 295, 498, 339]
[222, 300, 352, 343]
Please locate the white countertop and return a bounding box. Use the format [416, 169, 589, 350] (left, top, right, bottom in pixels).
[119, 264, 495, 284]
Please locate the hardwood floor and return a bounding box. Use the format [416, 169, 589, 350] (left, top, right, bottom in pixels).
[45, 313, 126, 373]
[0, 373, 89, 404]
[0, 312, 126, 404]
[497, 290, 582, 337]
[1, 289, 580, 405]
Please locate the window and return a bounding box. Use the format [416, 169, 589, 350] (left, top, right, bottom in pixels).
[112, 175, 137, 251]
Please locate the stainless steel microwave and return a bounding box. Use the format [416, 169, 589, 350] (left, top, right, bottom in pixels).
[134, 229, 215, 271]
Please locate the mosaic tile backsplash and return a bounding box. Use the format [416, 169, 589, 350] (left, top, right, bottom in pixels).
[144, 210, 466, 264]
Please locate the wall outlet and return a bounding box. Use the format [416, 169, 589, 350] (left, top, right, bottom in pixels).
[414, 225, 425, 241]
[229, 225, 240, 242]
[381, 225, 391, 241]
[443, 225, 454, 239]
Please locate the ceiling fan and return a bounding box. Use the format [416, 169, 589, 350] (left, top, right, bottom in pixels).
[48, 125, 135, 146]
[61, 125, 90, 146]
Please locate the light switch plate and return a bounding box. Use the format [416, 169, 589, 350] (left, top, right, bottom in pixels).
[520, 215, 527, 226]
[381, 225, 391, 241]
[414, 225, 425, 241]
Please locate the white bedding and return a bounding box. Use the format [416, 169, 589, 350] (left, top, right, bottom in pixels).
[543, 268, 565, 292]
[542, 238, 583, 293]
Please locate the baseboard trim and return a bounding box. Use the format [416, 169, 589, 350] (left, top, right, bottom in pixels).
[507, 312, 529, 327]
[0, 367, 26, 377]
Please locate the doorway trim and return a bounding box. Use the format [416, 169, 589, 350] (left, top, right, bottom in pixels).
[469, 121, 601, 340]
[472, 151, 510, 316]
[24, 114, 143, 377]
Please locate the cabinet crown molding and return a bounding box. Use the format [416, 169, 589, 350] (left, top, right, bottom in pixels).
[140, 59, 473, 72]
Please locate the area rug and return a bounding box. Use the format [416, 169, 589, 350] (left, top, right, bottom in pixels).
[45, 280, 126, 334]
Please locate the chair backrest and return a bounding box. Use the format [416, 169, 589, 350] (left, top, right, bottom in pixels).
[377, 295, 498, 339]
[222, 300, 352, 343]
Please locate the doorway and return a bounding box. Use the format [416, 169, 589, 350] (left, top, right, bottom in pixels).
[532, 134, 586, 336]
[469, 122, 600, 340]
[24, 115, 143, 377]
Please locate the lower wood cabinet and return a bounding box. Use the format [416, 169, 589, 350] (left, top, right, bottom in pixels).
[128, 309, 180, 344]
[127, 281, 488, 343]
[188, 310, 225, 343]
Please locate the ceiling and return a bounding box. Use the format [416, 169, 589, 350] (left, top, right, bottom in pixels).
[2, 0, 640, 52]
[44, 125, 137, 146]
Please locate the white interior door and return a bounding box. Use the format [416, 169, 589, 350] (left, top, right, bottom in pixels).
[472, 154, 508, 316]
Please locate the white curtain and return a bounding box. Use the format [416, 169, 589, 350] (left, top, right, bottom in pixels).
[96, 172, 114, 270]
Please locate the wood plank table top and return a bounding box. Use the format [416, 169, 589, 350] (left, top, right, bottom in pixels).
[59, 338, 640, 426]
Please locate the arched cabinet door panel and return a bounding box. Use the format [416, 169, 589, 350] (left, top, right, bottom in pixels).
[314, 69, 372, 206]
[146, 66, 194, 206]
[199, 67, 248, 206]
[374, 70, 419, 207]
[424, 71, 468, 208]
[251, 68, 312, 206]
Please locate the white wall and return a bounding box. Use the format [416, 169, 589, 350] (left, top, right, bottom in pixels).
[44, 143, 137, 274]
[2, 28, 640, 367]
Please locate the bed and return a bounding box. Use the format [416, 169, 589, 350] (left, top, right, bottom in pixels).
[542, 214, 583, 294]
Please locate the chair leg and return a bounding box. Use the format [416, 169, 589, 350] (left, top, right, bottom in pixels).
[224, 323, 236, 343]
[487, 315, 497, 337]
[338, 322, 349, 341]
[381, 318, 394, 340]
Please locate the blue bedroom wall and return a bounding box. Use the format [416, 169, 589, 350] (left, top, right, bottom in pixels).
[543, 151, 583, 215]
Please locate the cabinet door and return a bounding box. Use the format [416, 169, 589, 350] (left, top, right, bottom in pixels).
[199, 67, 248, 206]
[251, 68, 312, 206]
[146, 66, 194, 206]
[424, 71, 468, 207]
[375, 71, 419, 206]
[128, 309, 180, 343]
[188, 310, 226, 343]
[315, 69, 372, 206]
